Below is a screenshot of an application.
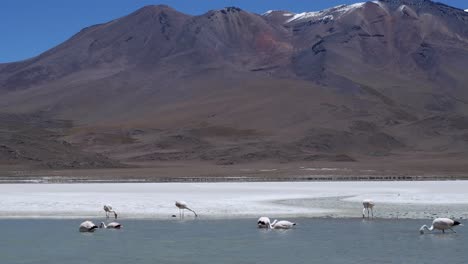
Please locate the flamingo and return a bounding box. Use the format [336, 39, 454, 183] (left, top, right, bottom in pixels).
[362, 199, 375, 219]
[270, 219, 296, 229]
[100, 222, 122, 229]
[103, 204, 118, 219]
[79, 221, 98, 232]
[257, 217, 271, 228]
[420, 218, 462, 234]
[175, 201, 198, 218]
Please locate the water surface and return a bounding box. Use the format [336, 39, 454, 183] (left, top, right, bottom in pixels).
[1, 218, 466, 264]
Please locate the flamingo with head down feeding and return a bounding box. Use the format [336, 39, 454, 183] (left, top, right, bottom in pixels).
[100, 222, 122, 229]
[79, 221, 98, 232]
[420, 218, 462, 234]
[362, 199, 375, 219]
[103, 204, 118, 219]
[257, 217, 271, 228]
[175, 201, 198, 218]
[270, 219, 296, 229]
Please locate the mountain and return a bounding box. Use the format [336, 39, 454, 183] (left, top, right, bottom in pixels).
[0, 1, 468, 171]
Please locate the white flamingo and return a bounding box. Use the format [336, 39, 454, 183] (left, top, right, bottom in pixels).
[103, 204, 118, 219]
[175, 201, 198, 218]
[362, 199, 375, 219]
[270, 219, 296, 229]
[100, 222, 122, 229]
[257, 217, 271, 228]
[420, 218, 462, 234]
[79, 221, 98, 232]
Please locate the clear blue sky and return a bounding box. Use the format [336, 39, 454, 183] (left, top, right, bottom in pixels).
[1, 0, 466, 63]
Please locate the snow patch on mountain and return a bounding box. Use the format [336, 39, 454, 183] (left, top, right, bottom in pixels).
[372, 0, 389, 11]
[262, 10, 295, 17]
[286, 11, 321, 23]
[398, 5, 408, 12]
[286, 2, 365, 23]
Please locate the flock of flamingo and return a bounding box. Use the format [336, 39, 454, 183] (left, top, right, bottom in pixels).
[79, 199, 463, 234]
[79, 204, 122, 232]
[79, 201, 199, 232]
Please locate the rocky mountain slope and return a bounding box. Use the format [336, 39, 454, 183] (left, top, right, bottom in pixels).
[0, 0, 467, 169]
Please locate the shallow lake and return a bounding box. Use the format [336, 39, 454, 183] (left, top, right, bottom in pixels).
[0, 218, 466, 264]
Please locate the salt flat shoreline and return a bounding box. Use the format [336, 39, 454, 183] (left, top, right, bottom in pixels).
[0, 174, 467, 184]
[2, 160, 468, 184]
[1, 181, 468, 220]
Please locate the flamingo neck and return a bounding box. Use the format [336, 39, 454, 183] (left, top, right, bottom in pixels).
[420, 225, 434, 234]
[187, 208, 198, 217]
[270, 220, 278, 228]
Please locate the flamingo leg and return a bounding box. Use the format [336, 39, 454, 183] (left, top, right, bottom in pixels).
[371, 208, 374, 218]
[443, 229, 445, 233]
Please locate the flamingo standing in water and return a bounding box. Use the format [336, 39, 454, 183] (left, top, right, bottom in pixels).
[175, 201, 198, 218]
[100, 222, 122, 229]
[270, 219, 296, 229]
[104, 204, 118, 219]
[257, 217, 271, 228]
[420, 218, 462, 234]
[79, 221, 98, 232]
[362, 199, 375, 219]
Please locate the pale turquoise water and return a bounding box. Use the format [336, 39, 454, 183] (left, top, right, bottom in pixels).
[0, 218, 466, 264]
